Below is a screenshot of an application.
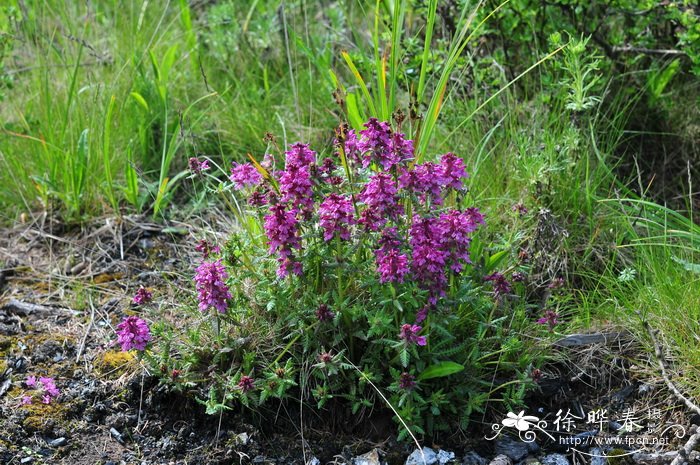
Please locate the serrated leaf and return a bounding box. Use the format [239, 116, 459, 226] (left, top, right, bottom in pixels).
[418, 361, 465, 381]
[400, 348, 409, 367]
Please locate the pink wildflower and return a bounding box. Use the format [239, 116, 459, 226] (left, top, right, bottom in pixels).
[398, 372, 416, 391]
[230, 162, 263, 189]
[315, 304, 335, 322]
[188, 157, 210, 174]
[537, 310, 560, 331]
[132, 286, 152, 306]
[484, 272, 512, 300]
[399, 324, 427, 346]
[318, 194, 355, 241]
[238, 375, 255, 393]
[194, 260, 232, 313]
[264, 204, 302, 278]
[116, 316, 152, 351]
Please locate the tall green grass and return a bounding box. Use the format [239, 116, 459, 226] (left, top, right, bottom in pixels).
[0, 0, 334, 221]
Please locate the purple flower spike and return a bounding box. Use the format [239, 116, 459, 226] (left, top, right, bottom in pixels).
[195, 239, 220, 259]
[315, 304, 335, 322]
[399, 324, 427, 346]
[230, 162, 263, 189]
[484, 272, 512, 300]
[285, 143, 316, 169]
[238, 375, 255, 393]
[358, 173, 403, 230]
[264, 204, 303, 278]
[399, 162, 446, 205]
[415, 305, 430, 323]
[537, 310, 560, 331]
[188, 157, 210, 174]
[132, 286, 153, 306]
[398, 372, 416, 391]
[376, 248, 410, 284]
[439, 152, 468, 190]
[318, 194, 355, 241]
[358, 118, 392, 168]
[194, 260, 232, 313]
[116, 316, 152, 351]
[279, 164, 314, 212]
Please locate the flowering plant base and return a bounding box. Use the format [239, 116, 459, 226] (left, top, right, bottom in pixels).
[139, 119, 549, 440]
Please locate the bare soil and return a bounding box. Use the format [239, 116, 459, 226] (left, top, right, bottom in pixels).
[0, 213, 695, 465]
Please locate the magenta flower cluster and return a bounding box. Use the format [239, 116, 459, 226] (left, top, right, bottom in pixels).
[194, 259, 232, 313]
[264, 204, 302, 277]
[188, 157, 210, 174]
[319, 194, 355, 241]
[230, 162, 263, 189]
[116, 315, 152, 351]
[230, 120, 483, 309]
[399, 324, 427, 346]
[399, 153, 469, 205]
[23, 376, 60, 405]
[409, 209, 484, 301]
[358, 173, 403, 230]
[484, 272, 512, 300]
[132, 286, 152, 306]
[195, 239, 220, 259]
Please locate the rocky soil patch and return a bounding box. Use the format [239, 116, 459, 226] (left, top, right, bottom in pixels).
[0, 214, 696, 464]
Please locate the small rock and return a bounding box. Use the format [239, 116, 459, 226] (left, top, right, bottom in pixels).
[487, 455, 511, 465]
[406, 447, 438, 465]
[608, 421, 623, 431]
[307, 457, 321, 465]
[48, 437, 67, 447]
[234, 432, 250, 445]
[495, 436, 538, 462]
[110, 427, 124, 444]
[253, 456, 265, 464]
[462, 451, 488, 465]
[589, 448, 606, 465]
[20, 458, 33, 464]
[541, 454, 569, 465]
[437, 450, 455, 465]
[354, 448, 384, 465]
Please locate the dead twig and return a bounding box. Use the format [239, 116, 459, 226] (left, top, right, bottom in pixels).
[671, 426, 700, 465]
[3, 298, 80, 316]
[642, 317, 700, 417]
[612, 45, 687, 56]
[75, 294, 97, 363]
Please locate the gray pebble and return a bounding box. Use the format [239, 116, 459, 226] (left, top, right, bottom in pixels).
[406, 447, 438, 465]
[48, 437, 67, 447]
[541, 454, 569, 465]
[462, 451, 488, 465]
[495, 436, 538, 462]
[589, 448, 606, 465]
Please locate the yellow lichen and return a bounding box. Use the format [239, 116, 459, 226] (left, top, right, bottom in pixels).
[21, 400, 70, 433]
[96, 349, 136, 376]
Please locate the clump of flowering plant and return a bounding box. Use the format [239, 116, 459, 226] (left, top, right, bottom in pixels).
[21, 376, 60, 405]
[151, 119, 541, 440]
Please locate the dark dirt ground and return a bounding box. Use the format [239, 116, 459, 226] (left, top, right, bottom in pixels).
[0, 213, 697, 465]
